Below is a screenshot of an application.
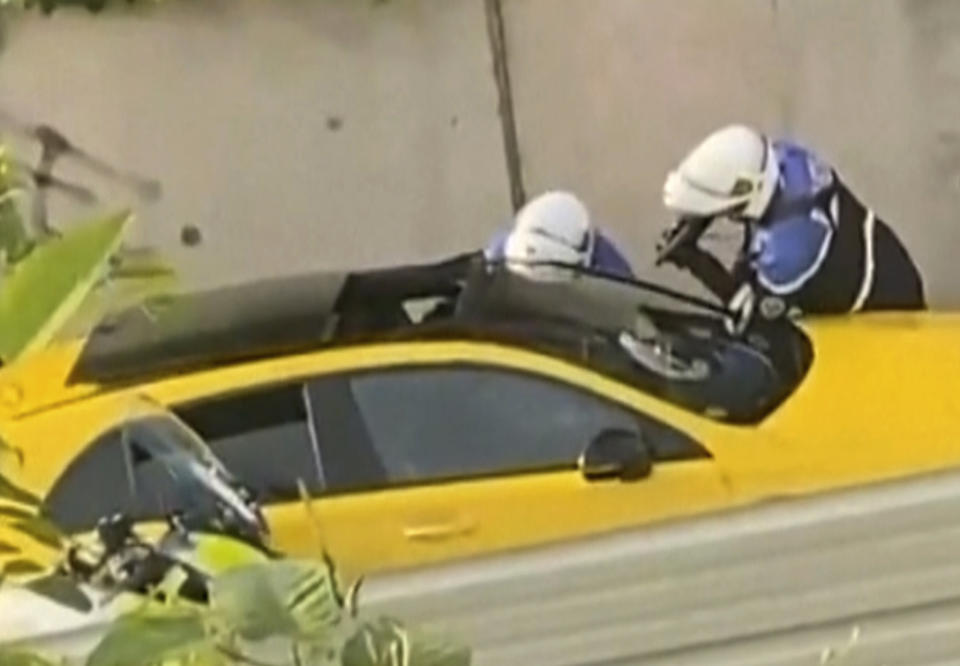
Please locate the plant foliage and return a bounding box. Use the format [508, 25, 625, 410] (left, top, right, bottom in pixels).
[2, 557, 470, 666]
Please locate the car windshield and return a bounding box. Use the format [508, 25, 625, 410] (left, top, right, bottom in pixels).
[335, 256, 814, 423]
[70, 253, 813, 424]
[115, 400, 262, 535]
[123, 414, 223, 474]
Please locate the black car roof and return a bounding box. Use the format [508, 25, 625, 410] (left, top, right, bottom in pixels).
[68, 253, 709, 383]
[68, 268, 348, 385]
[67, 253, 813, 424]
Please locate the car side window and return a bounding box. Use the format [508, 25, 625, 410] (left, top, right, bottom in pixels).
[173, 382, 323, 501]
[309, 364, 708, 493]
[43, 428, 133, 532]
[43, 424, 189, 532]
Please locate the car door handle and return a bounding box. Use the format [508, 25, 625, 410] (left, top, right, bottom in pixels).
[402, 519, 476, 541]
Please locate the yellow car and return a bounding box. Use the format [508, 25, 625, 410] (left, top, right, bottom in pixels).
[1, 253, 959, 580]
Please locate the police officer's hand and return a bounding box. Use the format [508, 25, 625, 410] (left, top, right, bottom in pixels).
[724, 283, 756, 337]
[655, 217, 712, 268]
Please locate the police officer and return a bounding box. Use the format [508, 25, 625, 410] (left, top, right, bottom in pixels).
[486, 189, 635, 281]
[656, 124, 926, 331]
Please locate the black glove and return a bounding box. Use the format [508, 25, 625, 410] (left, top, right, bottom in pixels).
[724, 283, 756, 336]
[96, 513, 135, 556]
[655, 217, 712, 268]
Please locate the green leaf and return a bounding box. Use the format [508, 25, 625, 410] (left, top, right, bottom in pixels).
[109, 245, 177, 279]
[10, 515, 66, 548]
[0, 431, 25, 473]
[25, 573, 94, 613]
[404, 632, 472, 666]
[341, 617, 471, 666]
[0, 647, 60, 666]
[2, 557, 46, 575]
[210, 559, 347, 643]
[55, 268, 178, 341]
[0, 210, 131, 363]
[0, 148, 33, 263]
[85, 605, 209, 666]
[0, 504, 34, 520]
[0, 475, 41, 506]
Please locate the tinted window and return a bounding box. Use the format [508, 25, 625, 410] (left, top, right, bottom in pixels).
[311, 365, 707, 492]
[174, 383, 323, 501]
[43, 429, 133, 531]
[44, 423, 204, 531]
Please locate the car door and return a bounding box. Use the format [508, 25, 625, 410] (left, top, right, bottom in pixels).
[40, 416, 223, 538]
[303, 361, 732, 578]
[172, 382, 327, 554]
[38, 390, 321, 558]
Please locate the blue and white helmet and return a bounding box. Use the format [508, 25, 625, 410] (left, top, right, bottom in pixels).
[663, 124, 780, 221]
[503, 190, 594, 279]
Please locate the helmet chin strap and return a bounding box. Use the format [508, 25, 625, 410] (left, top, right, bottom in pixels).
[581, 227, 596, 266]
[529, 224, 594, 263]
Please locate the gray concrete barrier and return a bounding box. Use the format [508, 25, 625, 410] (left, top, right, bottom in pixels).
[362, 466, 960, 665]
[503, 0, 960, 306]
[2, 0, 959, 303]
[0, 0, 512, 288]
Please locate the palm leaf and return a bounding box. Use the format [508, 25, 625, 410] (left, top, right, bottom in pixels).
[2, 557, 46, 575]
[342, 617, 472, 666]
[0, 503, 34, 520]
[24, 573, 94, 613]
[109, 245, 177, 279]
[54, 252, 178, 342]
[0, 437, 24, 473]
[85, 605, 212, 666]
[0, 474, 40, 506]
[0, 534, 59, 584]
[0, 647, 60, 666]
[210, 559, 347, 643]
[9, 515, 66, 549]
[0, 210, 131, 363]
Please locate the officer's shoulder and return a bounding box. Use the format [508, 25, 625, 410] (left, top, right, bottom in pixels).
[773, 138, 834, 191]
[484, 228, 510, 258]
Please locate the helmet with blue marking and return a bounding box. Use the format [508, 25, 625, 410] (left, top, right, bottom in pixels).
[663, 124, 780, 221]
[503, 190, 594, 280]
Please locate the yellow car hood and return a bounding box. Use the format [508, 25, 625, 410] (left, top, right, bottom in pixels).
[759, 311, 960, 486]
[0, 339, 98, 420]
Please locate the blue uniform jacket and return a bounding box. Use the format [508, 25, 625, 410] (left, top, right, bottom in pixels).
[749, 140, 838, 296]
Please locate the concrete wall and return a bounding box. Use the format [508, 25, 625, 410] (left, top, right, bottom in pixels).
[503, 0, 960, 305]
[0, 0, 959, 303]
[0, 0, 512, 288]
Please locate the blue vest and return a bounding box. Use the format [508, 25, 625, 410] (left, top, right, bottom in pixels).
[748, 140, 838, 296]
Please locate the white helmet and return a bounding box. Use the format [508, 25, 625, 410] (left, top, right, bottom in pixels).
[503, 190, 593, 280]
[662, 124, 779, 220]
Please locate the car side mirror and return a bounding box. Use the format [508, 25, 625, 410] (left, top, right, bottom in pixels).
[578, 428, 652, 482]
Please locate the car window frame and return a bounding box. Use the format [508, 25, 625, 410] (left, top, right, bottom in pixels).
[41, 423, 136, 531]
[170, 380, 327, 501]
[44, 345, 715, 522]
[41, 417, 198, 531]
[305, 360, 713, 496]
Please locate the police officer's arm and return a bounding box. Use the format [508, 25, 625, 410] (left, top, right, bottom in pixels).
[752, 211, 833, 309]
[665, 243, 740, 303]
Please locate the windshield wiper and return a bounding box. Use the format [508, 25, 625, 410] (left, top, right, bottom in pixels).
[484, 258, 731, 317]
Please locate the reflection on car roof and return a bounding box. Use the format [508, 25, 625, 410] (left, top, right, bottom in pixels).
[70, 270, 347, 385]
[66, 253, 813, 425]
[69, 253, 705, 387]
